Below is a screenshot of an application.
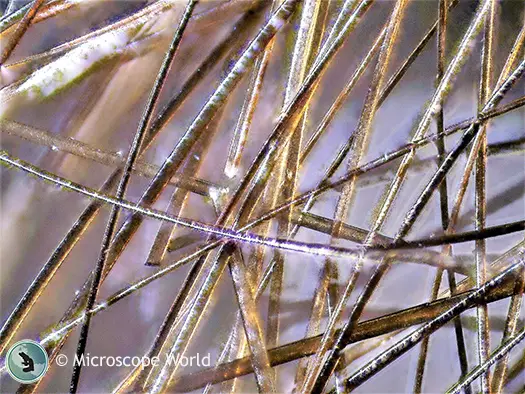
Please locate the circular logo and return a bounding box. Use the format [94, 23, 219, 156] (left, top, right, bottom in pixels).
[6, 340, 49, 384]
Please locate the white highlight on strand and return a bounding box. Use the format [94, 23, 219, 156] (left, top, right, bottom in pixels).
[0, 150, 370, 260]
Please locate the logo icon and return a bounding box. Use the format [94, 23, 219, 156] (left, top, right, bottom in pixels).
[6, 340, 49, 383]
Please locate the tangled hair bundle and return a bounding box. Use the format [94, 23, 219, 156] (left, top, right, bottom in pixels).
[0, 0, 524, 392]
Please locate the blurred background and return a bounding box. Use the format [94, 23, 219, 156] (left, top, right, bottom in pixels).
[0, 0, 524, 392]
